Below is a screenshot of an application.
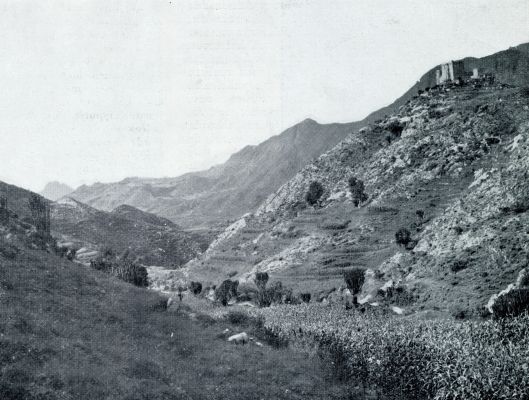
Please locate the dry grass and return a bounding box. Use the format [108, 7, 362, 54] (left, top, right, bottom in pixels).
[0, 249, 354, 400]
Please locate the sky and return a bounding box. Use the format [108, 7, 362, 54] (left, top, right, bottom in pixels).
[1, 0, 528, 192]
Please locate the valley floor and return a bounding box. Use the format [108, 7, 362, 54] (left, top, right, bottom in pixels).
[0, 250, 355, 400]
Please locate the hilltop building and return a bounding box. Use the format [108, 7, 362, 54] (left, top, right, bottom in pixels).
[435, 60, 466, 85]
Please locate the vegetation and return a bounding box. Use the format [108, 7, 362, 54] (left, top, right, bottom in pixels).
[305, 181, 324, 206]
[90, 248, 148, 287]
[300, 293, 311, 303]
[395, 227, 412, 246]
[215, 279, 239, 306]
[28, 194, 50, 235]
[343, 268, 365, 296]
[189, 281, 203, 295]
[0, 248, 350, 400]
[491, 289, 529, 317]
[257, 304, 529, 399]
[348, 176, 368, 207]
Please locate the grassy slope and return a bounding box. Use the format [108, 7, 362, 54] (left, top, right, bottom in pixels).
[0, 248, 352, 400]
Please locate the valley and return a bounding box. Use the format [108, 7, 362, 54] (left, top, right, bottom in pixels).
[2, 39, 529, 399]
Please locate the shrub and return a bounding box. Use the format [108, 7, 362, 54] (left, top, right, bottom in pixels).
[0, 240, 18, 260]
[66, 248, 78, 261]
[90, 257, 113, 272]
[305, 181, 324, 206]
[395, 228, 412, 246]
[520, 86, 529, 98]
[348, 177, 368, 207]
[492, 289, 529, 318]
[254, 272, 269, 291]
[387, 121, 404, 137]
[226, 310, 250, 325]
[112, 260, 149, 287]
[450, 259, 468, 273]
[344, 268, 365, 296]
[215, 279, 239, 306]
[189, 281, 202, 295]
[28, 194, 51, 235]
[300, 293, 311, 303]
[53, 243, 69, 258]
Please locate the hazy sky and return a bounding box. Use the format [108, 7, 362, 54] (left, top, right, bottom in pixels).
[1, 0, 528, 192]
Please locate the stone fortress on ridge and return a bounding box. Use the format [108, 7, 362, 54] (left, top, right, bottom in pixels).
[435, 60, 480, 85]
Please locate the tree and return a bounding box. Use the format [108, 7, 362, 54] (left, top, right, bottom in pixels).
[189, 281, 202, 295]
[305, 181, 324, 206]
[254, 272, 269, 291]
[28, 194, 50, 235]
[395, 228, 412, 246]
[215, 279, 239, 306]
[300, 293, 311, 303]
[344, 268, 365, 296]
[348, 177, 368, 207]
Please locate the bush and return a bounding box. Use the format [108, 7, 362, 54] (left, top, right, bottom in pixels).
[450, 259, 468, 273]
[112, 260, 149, 287]
[492, 289, 529, 318]
[348, 177, 368, 207]
[387, 121, 404, 137]
[254, 272, 269, 291]
[66, 248, 78, 261]
[189, 281, 202, 295]
[0, 240, 18, 260]
[226, 310, 250, 325]
[90, 251, 148, 288]
[215, 279, 239, 306]
[344, 268, 365, 296]
[300, 293, 311, 303]
[305, 181, 324, 206]
[395, 228, 412, 246]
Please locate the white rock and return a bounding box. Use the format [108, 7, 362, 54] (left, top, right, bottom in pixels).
[391, 306, 404, 315]
[228, 332, 249, 344]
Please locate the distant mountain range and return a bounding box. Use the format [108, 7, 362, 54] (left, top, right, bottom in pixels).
[40, 181, 73, 201]
[69, 119, 365, 228]
[67, 42, 529, 230]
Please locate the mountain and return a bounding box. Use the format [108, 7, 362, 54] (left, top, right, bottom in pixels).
[181, 77, 529, 316]
[51, 198, 208, 267]
[69, 119, 366, 228]
[68, 43, 529, 231]
[40, 181, 74, 201]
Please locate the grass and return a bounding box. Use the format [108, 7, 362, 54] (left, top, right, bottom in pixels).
[0, 248, 355, 400]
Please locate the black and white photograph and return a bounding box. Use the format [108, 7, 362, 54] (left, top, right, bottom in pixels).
[1, 1, 529, 399]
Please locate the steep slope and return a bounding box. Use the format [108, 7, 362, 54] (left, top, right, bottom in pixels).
[51, 198, 207, 267]
[40, 181, 74, 201]
[69, 119, 364, 228]
[184, 80, 529, 316]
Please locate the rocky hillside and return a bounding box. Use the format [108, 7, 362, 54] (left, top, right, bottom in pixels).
[40, 181, 74, 201]
[183, 80, 529, 316]
[51, 198, 208, 267]
[367, 41, 529, 123]
[69, 118, 365, 228]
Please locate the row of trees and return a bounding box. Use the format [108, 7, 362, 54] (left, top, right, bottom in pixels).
[199, 268, 366, 309]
